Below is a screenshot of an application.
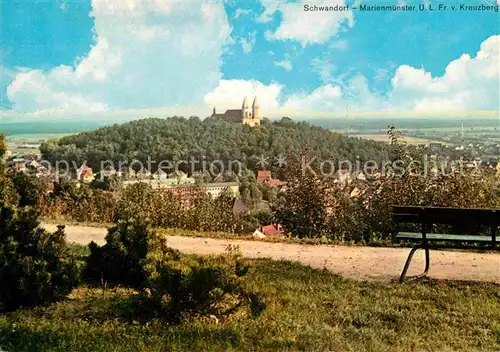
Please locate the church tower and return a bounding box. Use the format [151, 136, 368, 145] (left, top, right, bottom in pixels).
[252, 97, 260, 126]
[242, 96, 251, 120]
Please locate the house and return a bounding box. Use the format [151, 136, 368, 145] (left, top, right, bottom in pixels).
[252, 229, 266, 239]
[167, 170, 196, 184]
[335, 169, 352, 187]
[76, 164, 94, 183]
[119, 166, 136, 179]
[210, 96, 260, 127]
[12, 158, 26, 172]
[28, 160, 40, 169]
[153, 169, 168, 180]
[204, 182, 239, 198]
[261, 224, 285, 237]
[256, 170, 285, 188]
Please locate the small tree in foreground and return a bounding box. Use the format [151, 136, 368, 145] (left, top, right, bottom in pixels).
[84, 217, 264, 323]
[143, 247, 264, 323]
[0, 204, 79, 312]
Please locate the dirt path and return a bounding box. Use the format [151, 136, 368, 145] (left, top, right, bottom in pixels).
[43, 223, 500, 283]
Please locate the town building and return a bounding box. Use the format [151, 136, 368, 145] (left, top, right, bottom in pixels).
[12, 158, 26, 172]
[210, 96, 260, 127]
[76, 164, 94, 183]
[252, 224, 285, 238]
[256, 170, 285, 187]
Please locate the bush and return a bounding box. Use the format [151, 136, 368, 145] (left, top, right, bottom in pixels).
[143, 247, 263, 323]
[0, 204, 79, 312]
[84, 218, 162, 286]
[84, 217, 264, 323]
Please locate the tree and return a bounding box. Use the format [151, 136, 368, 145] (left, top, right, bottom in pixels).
[272, 153, 329, 238]
[0, 204, 79, 312]
[12, 172, 48, 207]
[0, 134, 18, 206]
[91, 173, 123, 191]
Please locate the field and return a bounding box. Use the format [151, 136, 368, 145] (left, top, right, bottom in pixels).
[1, 258, 499, 352]
[351, 134, 447, 146]
[5, 133, 70, 156]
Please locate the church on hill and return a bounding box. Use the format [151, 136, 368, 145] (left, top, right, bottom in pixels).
[210, 96, 260, 127]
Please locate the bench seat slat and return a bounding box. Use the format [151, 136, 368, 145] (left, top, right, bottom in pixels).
[396, 232, 493, 243]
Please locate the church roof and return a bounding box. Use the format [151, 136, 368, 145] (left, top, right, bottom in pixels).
[222, 109, 243, 122]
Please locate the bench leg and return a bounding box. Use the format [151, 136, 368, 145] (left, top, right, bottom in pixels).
[399, 245, 430, 282]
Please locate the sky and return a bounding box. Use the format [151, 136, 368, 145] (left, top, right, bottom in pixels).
[0, 0, 499, 123]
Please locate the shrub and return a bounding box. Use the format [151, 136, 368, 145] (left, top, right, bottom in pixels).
[84, 218, 162, 286]
[115, 182, 154, 222]
[83, 217, 264, 323]
[143, 247, 263, 323]
[0, 204, 79, 312]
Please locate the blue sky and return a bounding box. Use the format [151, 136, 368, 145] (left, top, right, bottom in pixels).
[1, 0, 499, 121]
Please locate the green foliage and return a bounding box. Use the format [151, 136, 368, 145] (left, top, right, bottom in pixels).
[0, 133, 6, 160]
[11, 172, 48, 207]
[144, 248, 262, 323]
[0, 204, 79, 312]
[0, 260, 498, 351]
[90, 173, 123, 191]
[272, 153, 330, 239]
[272, 128, 500, 242]
[84, 217, 263, 324]
[41, 177, 116, 223]
[84, 218, 162, 286]
[40, 117, 392, 174]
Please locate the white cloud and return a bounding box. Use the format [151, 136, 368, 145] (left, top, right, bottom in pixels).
[389, 35, 500, 110]
[6, 0, 231, 114]
[283, 84, 342, 111]
[204, 79, 282, 110]
[256, 2, 280, 23]
[262, 0, 354, 46]
[274, 60, 293, 72]
[204, 35, 499, 116]
[234, 8, 251, 19]
[240, 31, 257, 53]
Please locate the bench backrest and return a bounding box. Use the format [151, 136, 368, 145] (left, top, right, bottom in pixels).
[392, 206, 500, 227]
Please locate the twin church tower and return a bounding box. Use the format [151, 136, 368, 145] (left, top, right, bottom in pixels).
[210, 96, 260, 127]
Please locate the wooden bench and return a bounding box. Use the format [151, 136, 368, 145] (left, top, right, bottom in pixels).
[392, 206, 499, 282]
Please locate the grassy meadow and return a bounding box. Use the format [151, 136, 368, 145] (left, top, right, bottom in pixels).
[0, 258, 499, 352]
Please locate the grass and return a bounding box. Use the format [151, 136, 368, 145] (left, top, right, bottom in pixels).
[1, 258, 499, 352]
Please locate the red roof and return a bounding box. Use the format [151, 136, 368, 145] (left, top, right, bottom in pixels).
[257, 170, 272, 181]
[268, 178, 285, 187]
[261, 224, 284, 237]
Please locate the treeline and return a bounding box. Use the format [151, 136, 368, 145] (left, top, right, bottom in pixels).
[40, 117, 394, 176]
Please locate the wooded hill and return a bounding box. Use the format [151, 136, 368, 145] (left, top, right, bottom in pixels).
[40, 117, 394, 175]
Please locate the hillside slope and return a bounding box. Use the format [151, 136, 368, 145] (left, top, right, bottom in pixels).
[40, 117, 394, 174]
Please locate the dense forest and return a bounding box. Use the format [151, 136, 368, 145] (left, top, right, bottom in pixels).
[40, 117, 394, 176]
